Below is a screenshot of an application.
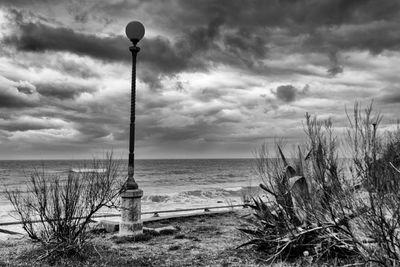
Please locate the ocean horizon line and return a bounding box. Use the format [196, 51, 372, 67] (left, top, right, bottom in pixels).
[0, 157, 355, 161]
[0, 157, 256, 161]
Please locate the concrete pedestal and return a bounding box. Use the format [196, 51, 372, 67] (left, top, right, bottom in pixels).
[119, 188, 143, 236]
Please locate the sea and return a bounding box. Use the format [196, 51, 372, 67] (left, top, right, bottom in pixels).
[0, 158, 262, 227]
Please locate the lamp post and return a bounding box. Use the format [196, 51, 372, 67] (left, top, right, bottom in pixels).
[119, 21, 145, 236]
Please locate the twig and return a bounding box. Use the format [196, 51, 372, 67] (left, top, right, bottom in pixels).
[342, 262, 365, 267]
[390, 162, 400, 174]
[266, 240, 292, 263]
[93, 243, 101, 258]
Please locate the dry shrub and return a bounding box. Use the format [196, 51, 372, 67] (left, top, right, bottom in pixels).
[240, 107, 377, 264]
[346, 102, 400, 265]
[241, 102, 400, 265]
[5, 153, 124, 262]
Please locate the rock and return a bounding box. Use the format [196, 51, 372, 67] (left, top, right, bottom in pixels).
[169, 244, 181, 251]
[143, 226, 179, 236]
[174, 234, 187, 239]
[159, 226, 179, 235]
[97, 220, 120, 233]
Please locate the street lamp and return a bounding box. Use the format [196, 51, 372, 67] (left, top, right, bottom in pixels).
[119, 21, 145, 236]
[125, 21, 145, 190]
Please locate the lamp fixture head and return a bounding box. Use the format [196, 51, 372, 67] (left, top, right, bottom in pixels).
[125, 21, 145, 45]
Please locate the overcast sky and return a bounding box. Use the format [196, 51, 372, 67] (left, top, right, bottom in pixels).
[0, 0, 400, 160]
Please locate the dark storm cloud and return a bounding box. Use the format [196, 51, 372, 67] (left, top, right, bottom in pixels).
[274, 85, 297, 102]
[0, 0, 58, 6]
[176, 0, 400, 57]
[303, 21, 400, 55]
[24, 100, 126, 143]
[74, 122, 110, 140]
[2, 17, 203, 85]
[223, 30, 268, 68]
[158, 0, 400, 79]
[272, 85, 309, 103]
[6, 0, 400, 66]
[0, 118, 61, 132]
[177, 0, 400, 28]
[0, 79, 39, 108]
[6, 0, 400, 83]
[35, 82, 94, 100]
[382, 95, 400, 104]
[4, 9, 183, 71]
[141, 36, 192, 74]
[379, 87, 400, 104]
[3, 21, 127, 61]
[0, 91, 37, 108]
[2, 9, 245, 89]
[3, 8, 204, 69]
[224, 31, 267, 58]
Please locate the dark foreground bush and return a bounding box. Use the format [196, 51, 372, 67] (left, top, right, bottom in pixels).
[346, 102, 400, 265]
[241, 102, 400, 266]
[5, 153, 124, 262]
[240, 128, 363, 263]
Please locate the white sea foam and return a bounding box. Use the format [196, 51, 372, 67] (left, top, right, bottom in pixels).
[69, 168, 107, 173]
[225, 186, 244, 191]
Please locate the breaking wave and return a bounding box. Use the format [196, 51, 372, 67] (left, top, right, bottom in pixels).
[142, 186, 260, 203]
[69, 168, 107, 173]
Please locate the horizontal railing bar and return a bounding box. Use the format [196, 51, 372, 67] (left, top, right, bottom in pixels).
[142, 204, 244, 215]
[0, 204, 244, 227]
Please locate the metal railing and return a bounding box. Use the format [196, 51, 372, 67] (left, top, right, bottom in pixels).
[0, 204, 245, 228]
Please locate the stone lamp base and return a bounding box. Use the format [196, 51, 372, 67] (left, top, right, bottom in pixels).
[119, 188, 143, 236]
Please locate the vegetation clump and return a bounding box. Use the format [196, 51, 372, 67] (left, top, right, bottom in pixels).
[241, 102, 400, 266]
[5, 153, 124, 263]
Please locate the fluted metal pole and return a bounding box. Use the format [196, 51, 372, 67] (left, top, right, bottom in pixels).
[125, 45, 140, 190]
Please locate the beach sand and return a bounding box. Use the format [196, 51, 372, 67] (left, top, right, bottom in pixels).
[0, 210, 266, 267]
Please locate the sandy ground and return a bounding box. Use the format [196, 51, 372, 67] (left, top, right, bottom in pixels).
[0, 210, 272, 267]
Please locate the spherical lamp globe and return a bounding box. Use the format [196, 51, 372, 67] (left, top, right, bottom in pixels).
[125, 21, 145, 45]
